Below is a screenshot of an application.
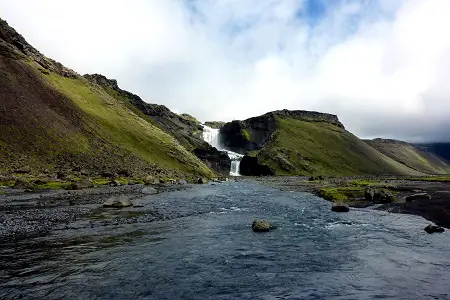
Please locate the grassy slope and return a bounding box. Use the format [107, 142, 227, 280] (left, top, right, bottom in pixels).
[42, 66, 213, 176]
[256, 117, 421, 176]
[0, 57, 213, 177]
[365, 141, 450, 175]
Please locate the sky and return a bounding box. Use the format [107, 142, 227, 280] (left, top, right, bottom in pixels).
[1, 0, 450, 142]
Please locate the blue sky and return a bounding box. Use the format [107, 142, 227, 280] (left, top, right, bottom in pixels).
[0, 0, 450, 141]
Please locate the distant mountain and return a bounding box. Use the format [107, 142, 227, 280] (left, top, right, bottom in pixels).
[414, 143, 450, 164]
[219, 110, 427, 176]
[0, 17, 217, 179]
[365, 139, 450, 175]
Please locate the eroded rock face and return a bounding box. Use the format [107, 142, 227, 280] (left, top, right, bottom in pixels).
[240, 156, 274, 176]
[252, 219, 275, 232]
[192, 146, 231, 175]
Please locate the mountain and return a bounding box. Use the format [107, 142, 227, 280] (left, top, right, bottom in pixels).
[219, 110, 428, 176]
[0, 18, 216, 180]
[365, 139, 450, 175]
[415, 143, 450, 163]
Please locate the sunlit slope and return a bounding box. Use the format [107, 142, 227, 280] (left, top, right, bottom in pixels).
[365, 139, 450, 175]
[255, 117, 422, 176]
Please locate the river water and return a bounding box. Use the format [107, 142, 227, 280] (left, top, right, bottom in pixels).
[1, 182, 449, 299]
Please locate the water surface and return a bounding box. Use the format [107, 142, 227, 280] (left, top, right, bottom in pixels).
[1, 182, 449, 299]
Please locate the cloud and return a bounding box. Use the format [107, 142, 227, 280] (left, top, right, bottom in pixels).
[1, 0, 449, 142]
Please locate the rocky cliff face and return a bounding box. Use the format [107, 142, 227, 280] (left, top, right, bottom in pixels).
[220, 109, 344, 154]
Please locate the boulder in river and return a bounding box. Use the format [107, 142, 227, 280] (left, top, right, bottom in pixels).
[405, 193, 431, 202]
[103, 195, 133, 208]
[141, 187, 158, 195]
[331, 202, 349, 212]
[198, 178, 208, 184]
[424, 224, 445, 234]
[252, 219, 275, 232]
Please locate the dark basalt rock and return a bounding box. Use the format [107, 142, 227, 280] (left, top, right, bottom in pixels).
[192, 146, 231, 175]
[240, 156, 274, 176]
[405, 193, 431, 202]
[331, 202, 350, 212]
[424, 224, 445, 234]
[365, 187, 394, 203]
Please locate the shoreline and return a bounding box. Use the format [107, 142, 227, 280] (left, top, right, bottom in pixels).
[247, 176, 450, 229]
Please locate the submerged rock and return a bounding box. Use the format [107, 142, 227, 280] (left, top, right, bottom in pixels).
[331, 202, 349, 212]
[252, 219, 275, 232]
[424, 224, 445, 234]
[141, 187, 158, 195]
[103, 195, 133, 208]
[406, 193, 431, 202]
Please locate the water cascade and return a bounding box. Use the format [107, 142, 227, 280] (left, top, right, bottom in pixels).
[202, 125, 243, 176]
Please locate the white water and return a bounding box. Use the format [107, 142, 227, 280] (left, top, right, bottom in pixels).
[202, 125, 243, 176]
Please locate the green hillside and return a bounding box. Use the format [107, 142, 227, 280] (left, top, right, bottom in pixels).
[0, 18, 213, 179]
[365, 139, 450, 175]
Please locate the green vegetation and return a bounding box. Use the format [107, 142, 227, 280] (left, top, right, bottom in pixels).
[319, 186, 365, 201]
[366, 140, 450, 175]
[42, 71, 213, 177]
[36, 181, 71, 190]
[408, 176, 450, 182]
[241, 129, 252, 142]
[256, 117, 421, 176]
[179, 113, 200, 125]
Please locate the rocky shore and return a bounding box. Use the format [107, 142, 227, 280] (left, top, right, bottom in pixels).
[0, 183, 192, 241]
[248, 176, 450, 229]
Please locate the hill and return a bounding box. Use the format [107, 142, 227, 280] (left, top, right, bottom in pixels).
[0, 18, 215, 181]
[365, 139, 450, 175]
[220, 110, 425, 176]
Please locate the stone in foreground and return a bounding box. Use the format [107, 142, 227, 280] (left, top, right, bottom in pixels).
[103, 195, 133, 208]
[198, 178, 208, 184]
[252, 219, 275, 232]
[141, 187, 158, 195]
[405, 193, 431, 202]
[424, 224, 445, 234]
[331, 202, 349, 212]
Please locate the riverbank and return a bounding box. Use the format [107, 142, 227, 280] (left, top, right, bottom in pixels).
[247, 176, 450, 229]
[0, 183, 192, 241]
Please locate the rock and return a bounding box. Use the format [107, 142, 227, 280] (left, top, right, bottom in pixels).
[103, 195, 133, 208]
[374, 190, 395, 203]
[364, 186, 376, 201]
[177, 179, 188, 185]
[365, 187, 394, 203]
[405, 193, 431, 202]
[192, 146, 231, 175]
[198, 178, 208, 184]
[252, 219, 275, 232]
[12, 167, 31, 174]
[56, 171, 66, 179]
[240, 156, 274, 176]
[309, 175, 324, 181]
[424, 224, 445, 234]
[143, 175, 154, 185]
[110, 180, 121, 187]
[141, 187, 158, 195]
[33, 179, 47, 185]
[331, 202, 350, 212]
[13, 179, 34, 190]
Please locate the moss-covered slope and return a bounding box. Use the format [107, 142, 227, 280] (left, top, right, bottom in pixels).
[222, 111, 423, 176]
[0, 18, 213, 179]
[365, 139, 450, 175]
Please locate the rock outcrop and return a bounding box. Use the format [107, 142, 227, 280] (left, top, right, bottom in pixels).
[192, 146, 231, 175]
[103, 195, 133, 208]
[331, 202, 350, 212]
[240, 156, 274, 176]
[424, 224, 445, 234]
[405, 193, 431, 202]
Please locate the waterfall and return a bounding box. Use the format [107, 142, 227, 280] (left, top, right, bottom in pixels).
[202, 125, 243, 176]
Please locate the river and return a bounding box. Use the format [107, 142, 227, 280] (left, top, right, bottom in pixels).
[1, 181, 449, 299]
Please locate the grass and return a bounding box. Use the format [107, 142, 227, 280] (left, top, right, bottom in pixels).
[241, 129, 252, 141]
[179, 113, 200, 125]
[42, 71, 213, 177]
[256, 117, 421, 176]
[36, 181, 71, 190]
[319, 186, 365, 201]
[408, 176, 450, 182]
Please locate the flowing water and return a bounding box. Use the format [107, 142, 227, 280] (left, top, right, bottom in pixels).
[202, 125, 243, 176]
[1, 182, 449, 300]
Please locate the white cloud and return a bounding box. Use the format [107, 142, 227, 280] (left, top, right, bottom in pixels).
[1, 0, 450, 142]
